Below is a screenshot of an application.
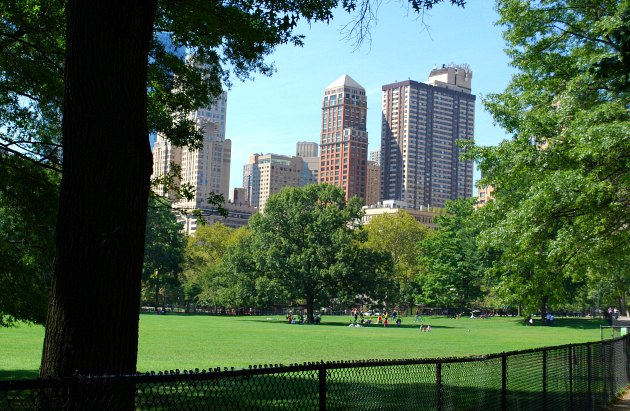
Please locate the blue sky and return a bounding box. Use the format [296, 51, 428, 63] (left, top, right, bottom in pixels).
[225, 1, 513, 194]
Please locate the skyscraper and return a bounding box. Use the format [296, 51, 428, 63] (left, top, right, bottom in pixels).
[381, 64, 475, 208]
[151, 92, 231, 209]
[318, 75, 368, 203]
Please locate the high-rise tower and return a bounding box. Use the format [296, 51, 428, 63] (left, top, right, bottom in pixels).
[318, 75, 368, 203]
[380, 64, 475, 208]
[151, 92, 231, 209]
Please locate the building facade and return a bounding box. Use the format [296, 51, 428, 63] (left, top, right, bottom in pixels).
[151, 92, 231, 210]
[296, 141, 319, 182]
[362, 200, 443, 230]
[178, 202, 256, 235]
[244, 153, 315, 211]
[475, 184, 495, 208]
[365, 161, 381, 206]
[296, 141, 319, 158]
[380, 65, 475, 209]
[369, 149, 381, 165]
[318, 74, 369, 203]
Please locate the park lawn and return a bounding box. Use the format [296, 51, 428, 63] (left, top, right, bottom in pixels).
[0, 314, 605, 380]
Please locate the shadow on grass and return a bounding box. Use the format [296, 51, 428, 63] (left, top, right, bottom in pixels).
[0, 370, 39, 380]
[240, 317, 456, 329]
[523, 318, 607, 330]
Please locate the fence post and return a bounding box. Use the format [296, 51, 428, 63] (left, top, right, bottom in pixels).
[319, 366, 326, 411]
[501, 354, 507, 411]
[436, 362, 442, 411]
[542, 349, 547, 411]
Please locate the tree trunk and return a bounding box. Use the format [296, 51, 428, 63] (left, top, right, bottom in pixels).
[40, 0, 157, 385]
[620, 293, 628, 317]
[306, 293, 315, 324]
[155, 281, 160, 311]
[539, 296, 548, 323]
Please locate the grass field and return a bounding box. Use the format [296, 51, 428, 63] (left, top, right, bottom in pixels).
[0, 314, 606, 380]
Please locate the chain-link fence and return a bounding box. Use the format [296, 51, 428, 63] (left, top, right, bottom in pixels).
[1, 335, 628, 410]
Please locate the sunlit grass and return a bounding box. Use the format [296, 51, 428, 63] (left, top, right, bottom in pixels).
[0, 313, 605, 380]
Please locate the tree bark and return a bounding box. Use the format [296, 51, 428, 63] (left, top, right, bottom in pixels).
[539, 296, 548, 324]
[40, 0, 157, 385]
[305, 292, 315, 324]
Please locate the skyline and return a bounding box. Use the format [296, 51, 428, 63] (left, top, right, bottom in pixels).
[224, 2, 513, 196]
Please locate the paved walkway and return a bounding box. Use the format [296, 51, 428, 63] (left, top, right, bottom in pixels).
[607, 389, 630, 410]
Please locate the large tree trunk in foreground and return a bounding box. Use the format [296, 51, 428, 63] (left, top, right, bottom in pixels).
[40, 0, 157, 384]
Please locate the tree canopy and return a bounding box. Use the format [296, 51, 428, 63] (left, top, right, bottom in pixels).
[363, 210, 433, 308]
[2, 0, 466, 380]
[466, 0, 630, 315]
[419, 199, 488, 309]
[234, 184, 391, 323]
[142, 197, 187, 310]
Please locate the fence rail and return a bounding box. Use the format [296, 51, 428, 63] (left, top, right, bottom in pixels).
[2, 335, 629, 410]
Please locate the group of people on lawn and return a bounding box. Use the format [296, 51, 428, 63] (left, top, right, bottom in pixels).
[286, 311, 321, 324]
[350, 308, 403, 327]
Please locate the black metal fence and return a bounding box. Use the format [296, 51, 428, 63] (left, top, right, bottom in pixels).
[1, 334, 628, 410]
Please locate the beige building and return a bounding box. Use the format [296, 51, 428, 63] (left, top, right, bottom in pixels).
[362, 200, 443, 230]
[365, 161, 381, 206]
[151, 134, 181, 200]
[476, 185, 495, 208]
[230, 187, 249, 206]
[177, 119, 231, 209]
[369, 149, 381, 165]
[381, 64, 475, 209]
[151, 92, 231, 210]
[244, 153, 315, 211]
[178, 202, 256, 235]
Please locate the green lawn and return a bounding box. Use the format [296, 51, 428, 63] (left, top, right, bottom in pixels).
[0, 314, 606, 380]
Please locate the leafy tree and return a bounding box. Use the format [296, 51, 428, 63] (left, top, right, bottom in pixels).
[0, 0, 64, 327]
[464, 0, 630, 317]
[363, 210, 433, 310]
[0, 155, 59, 326]
[419, 199, 487, 309]
[2, 0, 465, 378]
[181, 223, 249, 309]
[142, 197, 186, 310]
[239, 184, 391, 323]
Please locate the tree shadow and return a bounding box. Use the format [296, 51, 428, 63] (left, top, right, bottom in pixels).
[524, 318, 607, 330]
[242, 317, 456, 329]
[0, 370, 39, 380]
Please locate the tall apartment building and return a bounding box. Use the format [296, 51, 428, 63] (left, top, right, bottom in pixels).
[381, 64, 475, 208]
[152, 134, 182, 201]
[151, 92, 231, 209]
[365, 161, 381, 206]
[244, 153, 315, 211]
[318, 75, 368, 203]
[296, 141, 319, 182]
